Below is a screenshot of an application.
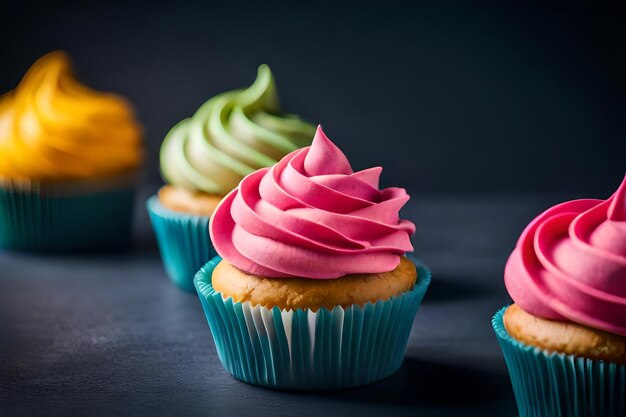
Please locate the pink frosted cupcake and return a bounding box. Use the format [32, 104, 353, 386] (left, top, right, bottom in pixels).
[194, 126, 431, 389]
[494, 176, 626, 417]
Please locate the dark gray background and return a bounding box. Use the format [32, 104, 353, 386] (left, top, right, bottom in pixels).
[1, 0, 625, 195]
[1, 2, 625, 416]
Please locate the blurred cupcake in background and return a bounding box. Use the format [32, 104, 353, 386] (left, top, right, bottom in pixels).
[194, 126, 431, 389]
[147, 65, 315, 291]
[493, 175, 626, 417]
[0, 51, 143, 251]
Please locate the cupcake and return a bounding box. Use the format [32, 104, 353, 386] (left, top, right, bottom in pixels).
[194, 126, 431, 390]
[494, 176, 626, 416]
[0, 51, 143, 251]
[147, 65, 315, 291]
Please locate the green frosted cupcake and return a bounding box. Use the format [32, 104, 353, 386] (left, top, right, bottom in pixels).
[148, 65, 315, 291]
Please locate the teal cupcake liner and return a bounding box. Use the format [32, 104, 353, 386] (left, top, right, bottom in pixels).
[0, 178, 136, 252]
[194, 255, 431, 390]
[493, 307, 626, 417]
[146, 195, 216, 292]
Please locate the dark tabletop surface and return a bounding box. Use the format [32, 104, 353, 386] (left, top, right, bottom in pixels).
[0, 189, 565, 417]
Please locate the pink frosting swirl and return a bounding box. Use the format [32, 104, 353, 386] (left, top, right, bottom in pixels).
[209, 126, 415, 279]
[505, 175, 626, 336]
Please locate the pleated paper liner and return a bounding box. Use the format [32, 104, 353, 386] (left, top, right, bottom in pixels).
[0, 175, 137, 252]
[493, 307, 626, 417]
[194, 255, 431, 390]
[146, 195, 216, 292]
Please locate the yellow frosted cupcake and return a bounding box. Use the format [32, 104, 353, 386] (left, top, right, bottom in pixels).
[0, 51, 143, 251]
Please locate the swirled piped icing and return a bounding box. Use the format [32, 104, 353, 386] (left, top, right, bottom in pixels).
[0, 51, 143, 180]
[505, 176, 626, 336]
[210, 126, 415, 279]
[160, 65, 315, 196]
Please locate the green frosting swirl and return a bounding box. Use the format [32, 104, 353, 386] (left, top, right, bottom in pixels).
[160, 65, 315, 195]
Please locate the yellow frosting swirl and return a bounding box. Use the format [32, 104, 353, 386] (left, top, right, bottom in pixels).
[0, 51, 143, 181]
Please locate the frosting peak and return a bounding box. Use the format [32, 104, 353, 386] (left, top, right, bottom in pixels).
[210, 126, 415, 279]
[304, 127, 352, 176]
[608, 181, 626, 221]
[160, 65, 315, 196]
[505, 175, 626, 336]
